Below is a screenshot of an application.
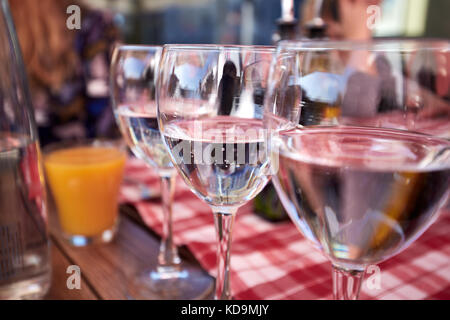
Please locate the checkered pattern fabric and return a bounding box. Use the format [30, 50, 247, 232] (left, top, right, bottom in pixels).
[120, 157, 450, 300]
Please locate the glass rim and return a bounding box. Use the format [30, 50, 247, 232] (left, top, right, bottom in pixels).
[113, 43, 162, 53]
[278, 39, 450, 52]
[42, 138, 127, 155]
[162, 44, 276, 53]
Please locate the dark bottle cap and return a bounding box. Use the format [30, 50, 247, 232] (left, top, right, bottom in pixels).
[304, 17, 327, 39]
[273, 18, 299, 43]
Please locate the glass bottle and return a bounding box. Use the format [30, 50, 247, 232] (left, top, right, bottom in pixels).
[0, 0, 51, 299]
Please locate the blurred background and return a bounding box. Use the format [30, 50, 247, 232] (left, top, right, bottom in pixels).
[92, 0, 449, 44]
[8, 0, 450, 146]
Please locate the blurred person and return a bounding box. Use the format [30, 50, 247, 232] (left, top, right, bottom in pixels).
[9, 0, 120, 146]
[299, 0, 448, 129]
[301, 0, 382, 40]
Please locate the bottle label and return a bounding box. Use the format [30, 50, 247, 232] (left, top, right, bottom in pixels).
[0, 222, 25, 282]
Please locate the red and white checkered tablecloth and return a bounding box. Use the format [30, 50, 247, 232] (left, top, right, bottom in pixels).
[120, 157, 450, 300]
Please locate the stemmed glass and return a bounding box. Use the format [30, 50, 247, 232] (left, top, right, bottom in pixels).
[157, 45, 274, 299]
[110, 45, 213, 299]
[265, 40, 450, 299]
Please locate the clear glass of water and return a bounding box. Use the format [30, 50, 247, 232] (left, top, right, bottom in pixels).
[157, 45, 275, 299]
[0, 0, 50, 299]
[110, 45, 213, 299]
[265, 40, 450, 299]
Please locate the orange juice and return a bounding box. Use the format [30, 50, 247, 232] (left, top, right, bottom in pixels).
[44, 146, 126, 236]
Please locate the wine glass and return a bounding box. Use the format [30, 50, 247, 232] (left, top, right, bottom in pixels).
[157, 45, 274, 299]
[110, 45, 213, 299]
[264, 40, 450, 299]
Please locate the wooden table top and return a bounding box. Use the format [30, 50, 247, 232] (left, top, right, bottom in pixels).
[45, 204, 213, 300]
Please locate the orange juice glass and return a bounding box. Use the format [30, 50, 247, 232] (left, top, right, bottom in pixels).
[44, 140, 126, 246]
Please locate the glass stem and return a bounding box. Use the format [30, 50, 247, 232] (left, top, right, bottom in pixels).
[332, 264, 365, 300]
[212, 209, 236, 300]
[157, 174, 181, 272]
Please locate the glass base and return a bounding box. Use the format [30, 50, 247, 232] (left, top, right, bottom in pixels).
[63, 223, 118, 247]
[127, 265, 214, 300]
[0, 271, 51, 300]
